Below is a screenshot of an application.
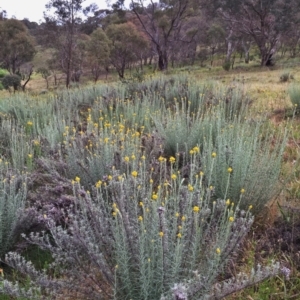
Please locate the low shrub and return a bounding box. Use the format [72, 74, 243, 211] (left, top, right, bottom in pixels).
[280, 72, 291, 82]
[0, 69, 8, 79]
[0, 170, 27, 258]
[288, 83, 300, 108]
[154, 103, 286, 214]
[1, 74, 21, 92]
[222, 60, 231, 71]
[1, 155, 281, 299]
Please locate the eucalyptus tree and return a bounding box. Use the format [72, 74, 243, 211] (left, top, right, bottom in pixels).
[86, 28, 111, 82]
[130, 0, 199, 71]
[0, 19, 35, 74]
[44, 0, 96, 87]
[106, 22, 148, 78]
[211, 0, 300, 66]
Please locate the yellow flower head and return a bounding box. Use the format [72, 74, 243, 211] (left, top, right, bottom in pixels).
[216, 248, 221, 254]
[229, 216, 234, 222]
[27, 121, 33, 126]
[211, 152, 217, 158]
[181, 216, 186, 221]
[158, 156, 164, 162]
[171, 174, 177, 180]
[159, 231, 164, 237]
[131, 171, 138, 178]
[75, 176, 80, 183]
[139, 201, 143, 206]
[188, 184, 194, 192]
[152, 193, 158, 200]
[240, 188, 245, 194]
[169, 156, 176, 163]
[227, 167, 233, 173]
[193, 206, 200, 213]
[189, 150, 195, 155]
[124, 156, 130, 163]
[226, 199, 230, 206]
[150, 178, 153, 184]
[193, 146, 200, 153]
[108, 175, 113, 181]
[177, 232, 182, 238]
[138, 216, 143, 222]
[175, 212, 180, 217]
[199, 171, 204, 177]
[95, 180, 102, 188]
[249, 205, 253, 210]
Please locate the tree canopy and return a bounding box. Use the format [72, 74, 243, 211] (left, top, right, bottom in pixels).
[0, 19, 35, 74]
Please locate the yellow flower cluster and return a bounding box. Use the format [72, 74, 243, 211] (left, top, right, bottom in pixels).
[193, 206, 200, 213]
[152, 193, 158, 200]
[189, 146, 200, 155]
[188, 184, 194, 192]
[169, 156, 176, 163]
[95, 180, 102, 188]
[171, 174, 177, 180]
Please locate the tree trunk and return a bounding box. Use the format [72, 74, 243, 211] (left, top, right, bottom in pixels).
[21, 66, 33, 91]
[157, 47, 168, 71]
[225, 30, 235, 63]
[260, 47, 275, 66]
[66, 55, 71, 88]
[244, 51, 249, 63]
[242, 40, 251, 64]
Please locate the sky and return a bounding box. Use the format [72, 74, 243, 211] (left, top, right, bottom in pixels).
[1, 0, 134, 23]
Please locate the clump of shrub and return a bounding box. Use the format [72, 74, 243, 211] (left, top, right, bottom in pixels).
[280, 72, 289, 82]
[280, 72, 294, 82]
[0, 152, 284, 299]
[1, 74, 21, 92]
[0, 74, 290, 299]
[0, 169, 27, 258]
[0, 68, 8, 79]
[154, 101, 286, 214]
[222, 60, 231, 71]
[288, 83, 300, 109]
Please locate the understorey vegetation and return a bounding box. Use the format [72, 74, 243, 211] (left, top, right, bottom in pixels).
[0, 75, 294, 299]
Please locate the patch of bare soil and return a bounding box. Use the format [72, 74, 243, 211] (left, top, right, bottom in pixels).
[254, 206, 300, 270]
